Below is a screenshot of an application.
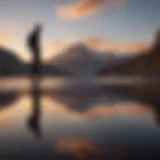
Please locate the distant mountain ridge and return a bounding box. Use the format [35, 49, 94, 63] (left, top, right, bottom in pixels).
[49, 44, 114, 76]
[0, 47, 71, 76]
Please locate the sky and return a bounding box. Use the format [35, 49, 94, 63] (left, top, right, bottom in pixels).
[0, 0, 160, 61]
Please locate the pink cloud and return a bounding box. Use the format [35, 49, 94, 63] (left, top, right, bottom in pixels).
[46, 37, 149, 56]
[56, 0, 127, 20]
[84, 38, 149, 53]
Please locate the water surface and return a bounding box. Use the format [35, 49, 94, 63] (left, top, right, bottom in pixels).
[0, 78, 159, 160]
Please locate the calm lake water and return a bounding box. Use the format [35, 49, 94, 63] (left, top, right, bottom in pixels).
[0, 78, 160, 160]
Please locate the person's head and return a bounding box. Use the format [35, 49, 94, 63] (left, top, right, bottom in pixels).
[34, 24, 42, 34]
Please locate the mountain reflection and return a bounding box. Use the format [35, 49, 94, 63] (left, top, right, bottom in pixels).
[0, 91, 19, 110]
[0, 81, 159, 136]
[0, 81, 160, 159]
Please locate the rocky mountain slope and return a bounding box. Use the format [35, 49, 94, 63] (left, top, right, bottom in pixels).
[98, 31, 160, 76]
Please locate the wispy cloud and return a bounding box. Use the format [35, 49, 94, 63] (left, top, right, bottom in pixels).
[56, 0, 127, 20]
[84, 38, 149, 53]
[46, 37, 149, 57]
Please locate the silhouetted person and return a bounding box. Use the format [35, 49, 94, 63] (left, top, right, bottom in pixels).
[27, 24, 42, 76]
[27, 25, 42, 138]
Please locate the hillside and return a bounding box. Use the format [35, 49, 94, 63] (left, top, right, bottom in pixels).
[0, 47, 71, 76]
[49, 43, 113, 76]
[98, 31, 160, 76]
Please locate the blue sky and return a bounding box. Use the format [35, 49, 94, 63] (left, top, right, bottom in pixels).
[0, 0, 160, 60]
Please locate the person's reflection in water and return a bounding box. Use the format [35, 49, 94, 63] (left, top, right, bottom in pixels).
[27, 25, 42, 138]
[28, 80, 41, 138]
